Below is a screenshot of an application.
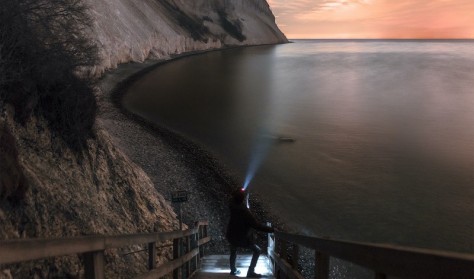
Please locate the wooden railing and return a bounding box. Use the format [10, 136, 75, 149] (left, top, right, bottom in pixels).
[268, 231, 474, 279]
[0, 221, 210, 279]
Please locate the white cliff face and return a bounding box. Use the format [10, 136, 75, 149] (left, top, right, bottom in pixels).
[85, 0, 287, 75]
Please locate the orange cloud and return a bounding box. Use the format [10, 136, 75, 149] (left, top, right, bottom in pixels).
[269, 0, 474, 38]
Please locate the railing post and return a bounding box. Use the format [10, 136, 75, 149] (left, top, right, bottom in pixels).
[148, 242, 157, 270]
[291, 244, 299, 270]
[198, 226, 203, 258]
[267, 224, 276, 276]
[280, 240, 288, 262]
[194, 222, 200, 271]
[194, 230, 199, 270]
[173, 238, 181, 279]
[191, 232, 196, 273]
[315, 251, 329, 279]
[274, 234, 283, 279]
[199, 224, 207, 258]
[84, 251, 105, 279]
[185, 236, 191, 278]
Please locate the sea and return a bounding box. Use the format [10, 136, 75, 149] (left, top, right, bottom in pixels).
[123, 40, 474, 271]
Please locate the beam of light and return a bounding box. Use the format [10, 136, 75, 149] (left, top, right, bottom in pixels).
[242, 130, 274, 190]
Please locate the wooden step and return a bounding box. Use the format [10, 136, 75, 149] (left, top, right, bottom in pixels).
[193, 254, 274, 279]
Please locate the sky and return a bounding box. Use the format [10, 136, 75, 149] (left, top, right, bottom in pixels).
[267, 0, 474, 39]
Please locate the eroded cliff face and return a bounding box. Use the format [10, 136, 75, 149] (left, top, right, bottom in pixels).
[0, 106, 177, 277]
[87, 0, 288, 74]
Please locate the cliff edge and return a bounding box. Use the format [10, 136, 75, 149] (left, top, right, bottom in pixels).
[87, 0, 288, 74]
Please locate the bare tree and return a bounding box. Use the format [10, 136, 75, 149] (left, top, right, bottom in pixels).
[0, 0, 98, 150]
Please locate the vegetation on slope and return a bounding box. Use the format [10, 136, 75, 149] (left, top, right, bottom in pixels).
[0, 0, 98, 151]
[0, 4, 177, 277]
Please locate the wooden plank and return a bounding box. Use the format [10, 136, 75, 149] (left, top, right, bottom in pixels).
[148, 242, 157, 270]
[275, 232, 474, 279]
[84, 251, 105, 279]
[269, 250, 305, 279]
[137, 248, 200, 279]
[105, 229, 198, 248]
[268, 234, 275, 252]
[0, 236, 105, 264]
[191, 233, 199, 272]
[0, 225, 206, 265]
[291, 244, 299, 269]
[280, 240, 288, 262]
[267, 234, 276, 277]
[315, 252, 329, 279]
[198, 236, 211, 246]
[186, 236, 191, 277]
[195, 221, 209, 227]
[173, 238, 180, 279]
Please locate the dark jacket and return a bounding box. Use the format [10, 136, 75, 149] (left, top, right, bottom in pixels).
[226, 201, 274, 247]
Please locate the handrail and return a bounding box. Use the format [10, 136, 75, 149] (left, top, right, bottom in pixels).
[0, 221, 210, 279]
[268, 231, 474, 279]
[137, 247, 200, 279]
[0, 227, 203, 264]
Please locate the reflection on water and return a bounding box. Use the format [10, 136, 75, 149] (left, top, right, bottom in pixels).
[123, 40, 474, 254]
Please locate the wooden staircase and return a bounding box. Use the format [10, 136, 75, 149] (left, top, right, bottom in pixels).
[1, 220, 473, 278]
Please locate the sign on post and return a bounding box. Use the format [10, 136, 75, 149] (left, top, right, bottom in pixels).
[171, 190, 188, 203]
[171, 190, 188, 230]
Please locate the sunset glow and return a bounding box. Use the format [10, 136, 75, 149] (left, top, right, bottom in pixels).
[268, 0, 474, 39]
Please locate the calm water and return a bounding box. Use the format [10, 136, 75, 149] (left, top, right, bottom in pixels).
[124, 40, 474, 254]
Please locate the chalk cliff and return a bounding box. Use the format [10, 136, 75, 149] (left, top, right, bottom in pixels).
[0, 0, 286, 277]
[87, 0, 288, 74]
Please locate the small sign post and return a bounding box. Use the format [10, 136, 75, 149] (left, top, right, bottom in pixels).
[171, 190, 188, 230]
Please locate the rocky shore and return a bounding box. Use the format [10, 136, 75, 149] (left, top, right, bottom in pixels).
[96, 52, 282, 255]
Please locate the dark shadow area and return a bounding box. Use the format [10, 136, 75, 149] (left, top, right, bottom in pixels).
[217, 10, 246, 42]
[0, 126, 28, 203]
[159, 0, 212, 42]
[0, 0, 98, 151]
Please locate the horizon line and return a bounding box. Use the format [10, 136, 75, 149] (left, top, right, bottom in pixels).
[288, 38, 474, 40]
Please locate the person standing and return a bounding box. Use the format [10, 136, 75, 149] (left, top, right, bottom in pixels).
[226, 188, 274, 278]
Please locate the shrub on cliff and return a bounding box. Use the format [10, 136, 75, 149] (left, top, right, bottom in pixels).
[0, 0, 98, 150]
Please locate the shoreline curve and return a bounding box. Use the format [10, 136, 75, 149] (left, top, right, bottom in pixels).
[97, 44, 284, 254]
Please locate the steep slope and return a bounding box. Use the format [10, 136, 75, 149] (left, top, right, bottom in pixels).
[0, 105, 177, 277]
[87, 0, 287, 74]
